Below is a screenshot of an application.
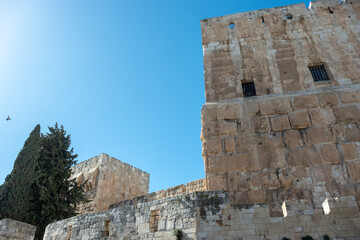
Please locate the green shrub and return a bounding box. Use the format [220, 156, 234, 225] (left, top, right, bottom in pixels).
[173, 229, 182, 240]
[323, 234, 330, 240]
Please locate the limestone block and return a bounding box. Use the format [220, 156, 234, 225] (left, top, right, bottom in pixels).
[303, 127, 333, 146]
[201, 105, 217, 123]
[256, 133, 284, 152]
[259, 99, 292, 115]
[248, 190, 266, 204]
[241, 102, 260, 118]
[236, 134, 256, 152]
[319, 93, 339, 108]
[224, 137, 236, 153]
[203, 138, 223, 156]
[332, 105, 360, 123]
[206, 174, 227, 191]
[283, 130, 304, 148]
[206, 152, 259, 173]
[347, 162, 360, 182]
[237, 118, 252, 133]
[320, 144, 341, 164]
[204, 121, 237, 138]
[340, 143, 359, 161]
[339, 91, 360, 103]
[253, 116, 270, 133]
[258, 149, 287, 169]
[285, 147, 321, 166]
[217, 103, 241, 120]
[0, 219, 36, 240]
[269, 115, 291, 132]
[308, 109, 335, 126]
[292, 95, 320, 111]
[312, 165, 332, 183]
[289, 112, 311, 129]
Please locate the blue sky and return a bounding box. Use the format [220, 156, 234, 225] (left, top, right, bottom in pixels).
[0, 0, 310, 193]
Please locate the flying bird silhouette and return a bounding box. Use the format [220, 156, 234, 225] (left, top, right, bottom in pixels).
[6, 115, 11, 121]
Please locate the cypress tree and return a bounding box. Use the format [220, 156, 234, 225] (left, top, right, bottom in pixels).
[31, 123, 87, 239]
[0, 124, 41, 222]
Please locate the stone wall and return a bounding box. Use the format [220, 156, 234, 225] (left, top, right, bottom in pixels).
[201, 85, 360, 214]
[201, 0, 360, 102]
[0, 218, 36, 240]
[71, 153, 150, 213]
[43, 192, 360, 240]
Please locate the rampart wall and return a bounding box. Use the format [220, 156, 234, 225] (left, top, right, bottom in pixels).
[71, 153, 150, 213]
[44, 192, 360, 240]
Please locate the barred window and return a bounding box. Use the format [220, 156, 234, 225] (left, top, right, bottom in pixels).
[242, 82, 257, 97]
[308, 65, 330, 82]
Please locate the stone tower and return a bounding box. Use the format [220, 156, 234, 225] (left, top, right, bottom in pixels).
[200, 0, 360, 216]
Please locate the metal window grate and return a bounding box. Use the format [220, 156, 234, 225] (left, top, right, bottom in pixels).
[308, 65, 330, 82]
[242, 82, 257, 97]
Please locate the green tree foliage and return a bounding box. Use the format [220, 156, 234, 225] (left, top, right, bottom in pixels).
[0, 123, 87, 240]
[0, 124, 41, 222]
[30, 123, 87, 239]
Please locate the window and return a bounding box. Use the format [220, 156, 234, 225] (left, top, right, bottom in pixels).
[104, 220, 110, 237]
[308, 65, 330, 82]
[66, 225, 72, 240]
[242, 82, 257, 97]
[150, 210, 160, 232]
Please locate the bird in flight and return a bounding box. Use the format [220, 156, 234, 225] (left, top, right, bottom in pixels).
[6, 115, 11, 121]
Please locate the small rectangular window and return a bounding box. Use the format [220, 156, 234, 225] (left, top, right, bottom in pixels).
[150, 210, 160, 232]
[66, 225, 72, 240]
[308, 65, 330, 82]
[242, 82, 257, 97]
[104, 220, 110, 237]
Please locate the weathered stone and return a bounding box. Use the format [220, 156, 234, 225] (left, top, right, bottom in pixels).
[258, 149, 287, 169]
[347, 163, 360, 182]
[339, 91, 360, 103]
[252, 116, 270, 133]
[259, 99, 292, 116]
[0, 219, 36, 240]
[201, 104, 217, 123]
[308, 109, 335, 126]
[237, 118, 252, 133]
[71, 153, 149, 213]
[292, 95, 320, 111]
[285, 147, 321, 166]
[202, 121, 237, 137]
[248, 190, 266, 203]
[303, 127, 333, 146]
[332, 105, 360, 123]
[217, 103, 241, 120]
[320, 144, 341, 164]
[332, 124, 360, 143]
[270, 115, 291, 132]
[318, 93, 339, 108]
[340, 143, 359, 161]
[289, 112, 311, 129]
[202, 138, 223, 156]
[224, 137, 236, 153]
[256, 133, 284, 151]
[283, 130, 303, 148]
[236, 134, 256, 152]
[206, 152, 259, 174]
